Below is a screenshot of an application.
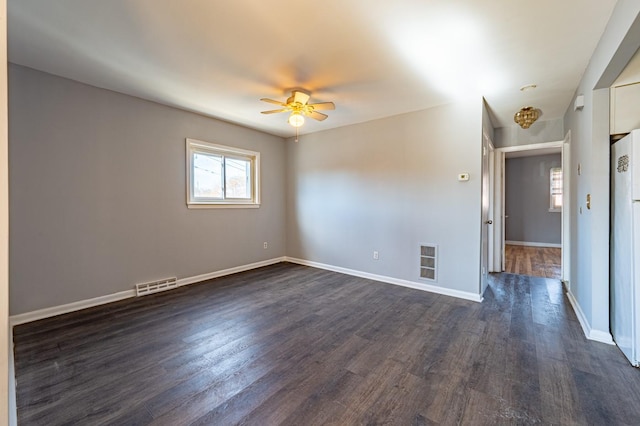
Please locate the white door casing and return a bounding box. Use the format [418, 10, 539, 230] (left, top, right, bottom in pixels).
[488, 140, 496, 272]
[494, 140, 566, 275]
[562, 131, 571, 287]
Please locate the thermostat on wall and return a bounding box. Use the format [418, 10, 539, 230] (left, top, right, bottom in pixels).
[458, 173, 470, 181]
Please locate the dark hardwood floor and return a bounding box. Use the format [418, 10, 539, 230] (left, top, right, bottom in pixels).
[13, 263, 640, 425]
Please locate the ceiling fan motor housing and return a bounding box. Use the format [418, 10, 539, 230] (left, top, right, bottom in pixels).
[260, 90, 335, 124]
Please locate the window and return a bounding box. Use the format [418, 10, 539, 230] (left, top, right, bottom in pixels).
[549, 167, 562, 212]
[186, 138, 260, 208]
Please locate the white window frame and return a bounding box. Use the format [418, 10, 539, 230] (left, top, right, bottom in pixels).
[549, 167, 562, 212]
[186, 138, 260, 208]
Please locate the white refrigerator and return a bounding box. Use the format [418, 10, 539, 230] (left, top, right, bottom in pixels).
[611, 129, 640, 367]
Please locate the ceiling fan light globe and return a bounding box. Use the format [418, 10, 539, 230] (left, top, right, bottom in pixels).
[288, 112, 305, 127]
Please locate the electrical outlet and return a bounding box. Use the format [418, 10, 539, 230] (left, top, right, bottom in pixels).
[263, 242, 268, 249]
[373, 251, 379, 260]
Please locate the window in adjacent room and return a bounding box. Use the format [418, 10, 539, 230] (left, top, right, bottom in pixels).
[549, 167, 562, 212]
[186, 138, 260, 208]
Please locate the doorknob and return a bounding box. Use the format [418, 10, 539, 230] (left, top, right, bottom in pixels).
[485, 220, 493, 224]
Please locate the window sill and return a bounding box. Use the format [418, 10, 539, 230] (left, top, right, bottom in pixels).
[187, 203, 260, 209]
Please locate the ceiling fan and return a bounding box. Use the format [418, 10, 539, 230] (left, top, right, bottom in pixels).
[260, 90, 335, 128]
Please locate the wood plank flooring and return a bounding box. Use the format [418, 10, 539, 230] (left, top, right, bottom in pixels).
[505, 244, 561, 279]
[13, 263, 640, 425]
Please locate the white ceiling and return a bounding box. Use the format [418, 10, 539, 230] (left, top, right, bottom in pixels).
[8, 0, 619, 138]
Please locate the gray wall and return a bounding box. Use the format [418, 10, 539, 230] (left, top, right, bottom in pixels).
[285, 100, 483, 295]
[563, 1, 640, 339]
[494, 118, 564, 148]
[9, 64, 286, 315]
[505, 154, 561, 245]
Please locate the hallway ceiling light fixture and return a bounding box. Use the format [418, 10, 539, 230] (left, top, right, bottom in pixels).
[514, 106, 540, 129]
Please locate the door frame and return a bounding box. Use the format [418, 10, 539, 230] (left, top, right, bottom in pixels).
[492, 139, 569, 281]
[561, 131, 571, 288]
[488, 140, 495, 270]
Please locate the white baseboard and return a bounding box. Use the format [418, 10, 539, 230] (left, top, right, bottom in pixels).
[506, 240, 562, 248]
[177, 257, 285, 287]
[9, 325, 17, 426]
[9, 257, 287, 326]
[566, 289, 614, 345]
[284, 257, 483, 302]
[10, 289, 136, 326]
[10, 255, 481, 326]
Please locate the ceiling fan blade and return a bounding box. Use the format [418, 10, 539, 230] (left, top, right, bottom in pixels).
[261, 109, 288, 114]
[260, 98, 287, 106]
[308, 111, 328, 121]
[308, 102, 335, 111]
[292, 91, 310, 105]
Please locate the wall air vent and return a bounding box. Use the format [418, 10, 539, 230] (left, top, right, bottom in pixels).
[419, 244, 438, 282]
[135, 277, 178, 296]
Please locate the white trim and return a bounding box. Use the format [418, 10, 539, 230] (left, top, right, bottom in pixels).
[9, 324, 16, 426]
[505, 240, 562, 248]
[487, 137, 496, 273]
[185, 138, 261, 208]
[177, 257, 285, 287]
[10, 257, 286, 326]
[497, 140, 564, 154]
[561, 131, 571, 288]
[10, 256, 483, 326]
[284, 257, 483, 302]
[187, 203, 260, 209]
[496, 150, 506, 272]
[10, 289, 136, 326]
[566, 289, 615, 345]
[496, 139, 566, 274]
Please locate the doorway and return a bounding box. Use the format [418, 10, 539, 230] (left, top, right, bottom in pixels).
[491, 135, 570, 284]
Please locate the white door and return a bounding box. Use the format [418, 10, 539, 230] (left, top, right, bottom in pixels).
[480, 134, 491, 294]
